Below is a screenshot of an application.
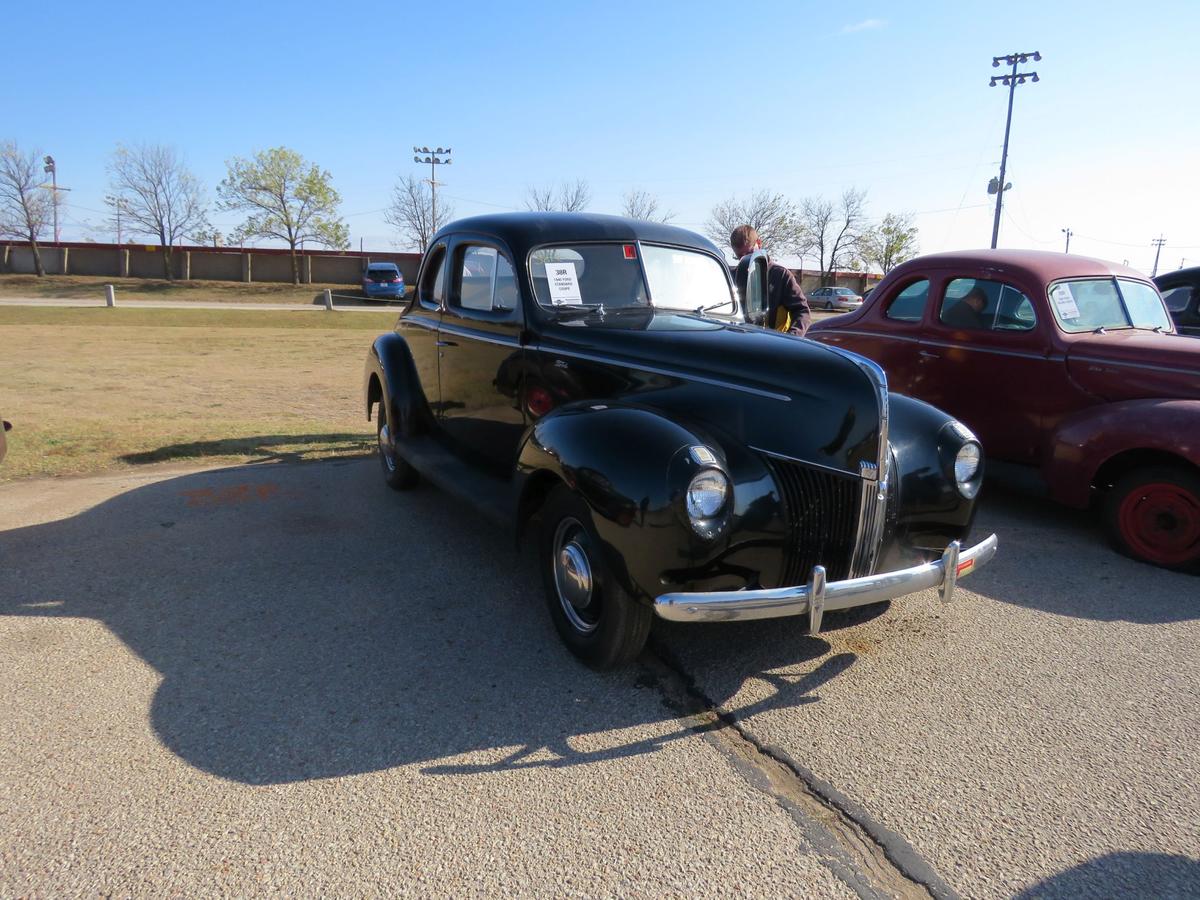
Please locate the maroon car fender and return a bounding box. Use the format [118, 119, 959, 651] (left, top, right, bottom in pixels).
[1045, 399, 1200, 507]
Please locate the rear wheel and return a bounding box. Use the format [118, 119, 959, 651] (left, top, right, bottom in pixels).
[1104, 466, 1200, 570]
[376, 400, 418, 490]
[539, 486, 652, 668]
[825, 299, 836, 311]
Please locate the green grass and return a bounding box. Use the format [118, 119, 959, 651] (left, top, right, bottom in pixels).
[0, 306, 404, 481]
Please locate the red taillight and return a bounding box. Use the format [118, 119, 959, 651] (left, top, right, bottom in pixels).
[390, 277, 401, 283]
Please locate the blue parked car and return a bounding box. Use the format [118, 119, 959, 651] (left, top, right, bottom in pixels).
[362, 263, 406, 300]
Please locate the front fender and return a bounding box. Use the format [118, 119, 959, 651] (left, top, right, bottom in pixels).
[515, 404, 783, 603]
[363, 332, 434, 439]
[1046, 399, 1200, 507]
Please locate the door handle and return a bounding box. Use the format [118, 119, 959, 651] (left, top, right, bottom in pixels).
[435, 340, 457, 348]
[919, 350, 941, 359]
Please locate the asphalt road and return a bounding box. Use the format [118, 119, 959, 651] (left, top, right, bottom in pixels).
[1, 459, 1197, 897]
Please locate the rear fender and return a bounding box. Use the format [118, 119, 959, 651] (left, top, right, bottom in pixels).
[1046, 399, 1200, 507]
[363, 332, 434, 438]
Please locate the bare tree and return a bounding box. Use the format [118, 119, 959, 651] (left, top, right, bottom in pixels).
[384, 174, 454, 252]
[108, 144, 209, 280]
[799, 188, 869, 284]
[621, 189, 674, 223]
[0, 141, 52, 276]
[705, 190, 805, 258]
[860, 212, 919, 274]
[218, 147, 348, 285]
[524, 179, 591, 212]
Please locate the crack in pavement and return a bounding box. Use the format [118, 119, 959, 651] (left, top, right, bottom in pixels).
[641, 639, 960, 900]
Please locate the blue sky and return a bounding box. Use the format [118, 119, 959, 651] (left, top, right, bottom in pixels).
[6, 0, 1198, 272]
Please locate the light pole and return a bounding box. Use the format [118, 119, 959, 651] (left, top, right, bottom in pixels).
[988, 51, 1041, 249]
[1061, 227, 1072, 253]
[413, 146, 451, 235]
[43, 155, 60, 243]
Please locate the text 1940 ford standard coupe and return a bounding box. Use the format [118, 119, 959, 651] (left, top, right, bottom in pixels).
[364, 213, 997, 667]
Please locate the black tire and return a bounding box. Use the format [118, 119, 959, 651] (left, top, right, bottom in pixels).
[376, 399, 419, 490]
[538, 485, 652, 669]
[1103, 466, 1200, 571]
[825, 299, 836, 311]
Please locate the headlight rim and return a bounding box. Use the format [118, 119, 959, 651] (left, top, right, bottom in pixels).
[685, 466, 730, 539]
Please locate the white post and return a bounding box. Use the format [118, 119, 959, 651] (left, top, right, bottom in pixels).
[104, 284, 116, 307]
[323, 288, 334, 311]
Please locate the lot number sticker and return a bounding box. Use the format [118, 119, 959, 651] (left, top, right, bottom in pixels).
[1050, 284, 1081, 320]
[546, 262, 583, 305]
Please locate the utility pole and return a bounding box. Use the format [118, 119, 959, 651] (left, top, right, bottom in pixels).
[1151, 235, 1166, 276]
[1061, 227, 1072, 253]
[104, 194, 125, 244]
[413, 146, 451, 233]
[988, 51, 1041, 249]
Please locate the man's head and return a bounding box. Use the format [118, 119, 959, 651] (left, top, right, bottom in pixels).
[963, 286, 987, 312]
[730, 224, 761, 258]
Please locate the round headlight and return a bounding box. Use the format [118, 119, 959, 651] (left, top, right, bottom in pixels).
[955, 443, 982, 497]
[686, 469, 729, 530]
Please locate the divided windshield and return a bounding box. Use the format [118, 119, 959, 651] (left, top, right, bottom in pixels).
[1048, 278, 1173, 333]
[529, 243, 734, 315]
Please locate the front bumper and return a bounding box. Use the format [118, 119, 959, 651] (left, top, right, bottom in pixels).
[654, 534, 998, 634]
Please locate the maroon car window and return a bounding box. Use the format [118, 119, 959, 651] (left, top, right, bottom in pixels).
[939, 278, 1035, 332]
[884, 280, 929, 322]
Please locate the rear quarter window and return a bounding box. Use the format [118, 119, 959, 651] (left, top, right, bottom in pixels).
[884, 280, 930, 322]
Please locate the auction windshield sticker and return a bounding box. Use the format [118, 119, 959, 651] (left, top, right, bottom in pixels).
[1050, 284, 1081, 319]
[546, 262, 583, 305]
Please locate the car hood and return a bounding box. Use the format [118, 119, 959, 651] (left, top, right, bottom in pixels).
[538, 313, 886, 475]
[1065, 331, 1200, 402]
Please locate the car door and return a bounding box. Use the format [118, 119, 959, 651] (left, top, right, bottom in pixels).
[817, 275, 935, 394]
[915, 275, 1059, 463]
[436, 238, 528, 476]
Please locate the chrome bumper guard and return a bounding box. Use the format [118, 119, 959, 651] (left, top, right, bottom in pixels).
[653, 534, 998, 634]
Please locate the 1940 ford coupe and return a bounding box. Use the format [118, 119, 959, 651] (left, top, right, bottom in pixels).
[364, 213, 997, 667]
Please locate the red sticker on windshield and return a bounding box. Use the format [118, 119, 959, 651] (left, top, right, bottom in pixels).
[623, 244, 637, 260]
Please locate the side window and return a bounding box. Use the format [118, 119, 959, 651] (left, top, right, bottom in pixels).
[418, 244, 446, 309]
[1161, 285, 1193, 314]
[453, 245, 519, 314]
[885, 279, 929, 322]
[939, 277, 1035, 331]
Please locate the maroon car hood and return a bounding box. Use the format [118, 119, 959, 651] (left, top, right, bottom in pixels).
[1066, 331, 1200, 401]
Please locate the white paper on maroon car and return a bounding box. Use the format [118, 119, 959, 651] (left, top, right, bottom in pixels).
[1051, 284, 1080, 319]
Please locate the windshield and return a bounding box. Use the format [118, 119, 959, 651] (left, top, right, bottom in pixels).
[1047, 278, 1173, 333]
[529, 242, 733, 313]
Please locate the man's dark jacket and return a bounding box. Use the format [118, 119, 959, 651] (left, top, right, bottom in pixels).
[767, 261, 812, 336]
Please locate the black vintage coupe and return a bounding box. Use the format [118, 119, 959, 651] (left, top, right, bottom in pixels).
[364, 213, 997, 668]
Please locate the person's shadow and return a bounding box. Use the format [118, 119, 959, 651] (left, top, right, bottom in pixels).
[1, 458, 858, 785]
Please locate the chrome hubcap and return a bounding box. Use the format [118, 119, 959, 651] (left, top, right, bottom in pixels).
[378, 421, 395, 473]
[552, 518, 599, 633]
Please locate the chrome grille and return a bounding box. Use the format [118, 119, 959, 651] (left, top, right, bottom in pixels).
[761, 455, 861, 585]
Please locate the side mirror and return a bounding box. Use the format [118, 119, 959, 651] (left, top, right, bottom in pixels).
[735, 251, 770, 325]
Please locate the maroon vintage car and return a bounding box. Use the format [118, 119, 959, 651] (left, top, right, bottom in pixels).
[809, 249, 1200, 570]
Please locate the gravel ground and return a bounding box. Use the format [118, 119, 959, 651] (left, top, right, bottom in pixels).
[2, 460, 1197, 898]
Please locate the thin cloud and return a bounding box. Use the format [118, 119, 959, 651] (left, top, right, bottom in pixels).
[840, 18, 886, 34]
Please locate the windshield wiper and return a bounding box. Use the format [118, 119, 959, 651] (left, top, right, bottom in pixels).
[693, 298, 738, 316]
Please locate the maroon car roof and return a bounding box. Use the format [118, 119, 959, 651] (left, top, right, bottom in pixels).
[887, 249, 1151, 284]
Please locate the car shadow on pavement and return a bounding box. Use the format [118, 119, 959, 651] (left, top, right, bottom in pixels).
[1013, 851, 1200, 899]
[966, 488, 1199, 624]
[0, 459, 856, 785]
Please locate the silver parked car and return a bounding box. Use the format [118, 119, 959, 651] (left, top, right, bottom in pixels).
[810, 286, 864, 311]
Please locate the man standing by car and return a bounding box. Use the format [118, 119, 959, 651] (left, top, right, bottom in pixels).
[731, 225, 812, 336]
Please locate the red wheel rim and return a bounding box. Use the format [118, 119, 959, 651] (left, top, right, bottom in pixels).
[1117, 482, 1200, 566]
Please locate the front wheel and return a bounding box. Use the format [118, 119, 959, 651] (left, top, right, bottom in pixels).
[376, 399, 418, 490]
[539, 486, 652, 668]
[1104, 466, 1200, 571]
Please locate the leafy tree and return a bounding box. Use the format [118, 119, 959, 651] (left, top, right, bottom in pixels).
[0, 140, 52, 276]
[524, 179, 591, 212]
[108, 143, 209, 279]
[860, 212, 919, 274]
[621, 188, 674, 223]
[385, 174, 454, 252]
[799, 188, 869, 284]
[706, 190, 805, 258]
[218, 147, 348, 285]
